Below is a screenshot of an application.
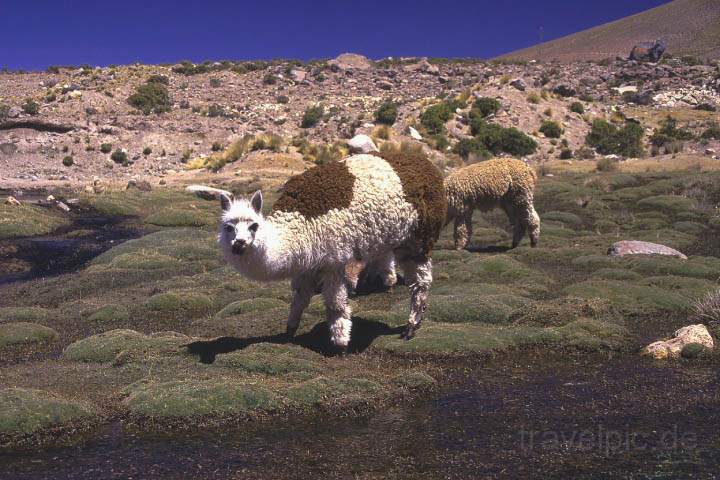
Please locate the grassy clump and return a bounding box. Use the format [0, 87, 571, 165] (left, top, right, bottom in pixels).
[586, 119, 644, 157]
[215, 298, 289, 318]
[87, 305, 130, 323]
[122, 379, 279, 418]
[570, 102, 585, 114]
[374, 101, 398, 125]
[0, 322, 58, 347]
[0, 204, 69, 239]
[110, 149, 129, 166]
[470, 119, 537, 156]
[284, 377, 382, 407]
[539, 120, 563, 139]
[0, 388, 94, 435]
[0, 307, 52, 323]
[214, 343, 321, 375]
[63, 329, 190, 363]
[127, 81, 171, 114]
[650, 116, 694, 151]
[301, 105, 324, 128]
[427, 294, 530, 324]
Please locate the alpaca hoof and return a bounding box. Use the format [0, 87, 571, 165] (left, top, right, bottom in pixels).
[401, 324, 420, 341]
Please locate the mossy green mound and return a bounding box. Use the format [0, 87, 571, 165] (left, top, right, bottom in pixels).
[0, 307, 52, 323]
[145, 208, 213, 227]
[0, 204, 69, 239]
[0, 388, 95, 436]
[391, 370, 437, 390]
[122, 379, 279, 417]
[216, 298, 289, 318]
[214, 343, 322, 375]
[146, 292, 213, 314]
[542, 211, 583, 226]
[0, 323, 58, 347]
[284, 377, 382, 407]
[63, 329, 191, 363]
[373, 320, 627, 355]
[87, 304, 130, 323]
[637, 195, 696, 213]
[106, 251, 182, 270]
[427, 294, 530, 324]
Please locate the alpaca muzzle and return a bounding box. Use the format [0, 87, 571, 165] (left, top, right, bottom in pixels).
[232, 239, 247, 255]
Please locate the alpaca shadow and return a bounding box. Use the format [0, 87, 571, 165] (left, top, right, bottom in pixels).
[464, 244, 512, 253]
[185, 316, 404, 363]
[351, 274, 406, 297]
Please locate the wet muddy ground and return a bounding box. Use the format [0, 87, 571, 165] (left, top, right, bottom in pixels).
[1, 351, 718, 480]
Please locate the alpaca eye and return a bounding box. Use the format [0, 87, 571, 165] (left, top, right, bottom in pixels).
[224, 224, 235, 233]
[249, 223, 259, 233]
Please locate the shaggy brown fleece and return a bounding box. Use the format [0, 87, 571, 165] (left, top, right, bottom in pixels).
[372, 150, 447, 255]
[272, 161, 355, 219]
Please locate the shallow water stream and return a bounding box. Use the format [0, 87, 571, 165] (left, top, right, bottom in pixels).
[1, 352, 718, 479]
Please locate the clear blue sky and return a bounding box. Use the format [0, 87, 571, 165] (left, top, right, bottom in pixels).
[2, 0, 671, 70]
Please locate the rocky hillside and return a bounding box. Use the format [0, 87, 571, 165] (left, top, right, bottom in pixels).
[499, 0, 720, 62]
[0, 53, 719, 191]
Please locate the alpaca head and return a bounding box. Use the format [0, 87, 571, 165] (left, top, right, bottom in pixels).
[219, 190, 264, 256]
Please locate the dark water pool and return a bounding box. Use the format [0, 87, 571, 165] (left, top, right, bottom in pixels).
[1, 352, 718, 479]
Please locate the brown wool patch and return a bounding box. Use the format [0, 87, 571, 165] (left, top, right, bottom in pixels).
[272, 161, 355, 218]
[372, 151, 447, 255]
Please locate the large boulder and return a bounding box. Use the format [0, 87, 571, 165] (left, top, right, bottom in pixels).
[629, 39, 667, 63]
[328, 53, 373, 71]
[608, 240, 687, 260]
[347, 134, 378, 154]
[642, 324, 714, 359]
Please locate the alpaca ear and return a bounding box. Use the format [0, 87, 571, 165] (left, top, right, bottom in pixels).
[250, 190, 263, 214]
[220, 193, 234, 211]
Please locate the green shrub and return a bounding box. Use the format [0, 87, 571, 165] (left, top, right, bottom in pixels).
[471, 97, 501, 118]
[471, 119, 537, 156]
[62, 155, 74, 167]
[147, 74, 169, 85]
[650, 116, 694, 147]
[276, 95, 289, 104]
[570, 102, 585, 114]
[143, 147, 152, 155]
[419, 99, 461, 135]
[596, 157, 618, 172]
[374, 101, 398, 125]
[100, 143, 112, 153]
[111, 149, 129, 165]
[453, 138, 491, 161]
[586, 119, 644, 157]
[263, 73, 277, 85]
[21, 99, 39, 115]
[209, 78, 222, 88]
[539, 120, 562, 138]
[559, 148, 573, 159]
[127, 82, 171, 114]
[301, 105, 323, 128]
[701, 122, 720, 140]
[0, 104, 9, 119]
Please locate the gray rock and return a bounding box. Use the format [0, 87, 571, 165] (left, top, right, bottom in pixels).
[509, 78, 526, 91]
[608, 240, 687, 259]
[629, 39, 667, 63]
[347, 134, 378, 154]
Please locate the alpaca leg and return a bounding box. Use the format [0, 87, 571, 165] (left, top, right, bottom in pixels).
[398, 256, 432, 340]
[322, 268, 352, 350]
[453, 209, 473, 250]
[287, 273, 316, 337]
[374, 252, 397, 287]
[526, 204, 541, 248]
[512, 221, 527, 248]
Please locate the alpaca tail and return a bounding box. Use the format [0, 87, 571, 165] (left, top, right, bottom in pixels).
[186, 185, 233, 201]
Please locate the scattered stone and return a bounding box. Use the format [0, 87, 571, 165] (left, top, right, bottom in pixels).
[607, 240, 687, 259]
[614, 85, 638, 94]
[642, 324, 714, 360]
[4, 196, 20, 206]
[509, 78, 527, 91]
[408, 126, 422, 140]
[126, 179, 152, 192]
[289, 68, 307, 83]
[328, 53, 373, 71]
[347, 134, 378, 154]
[629, 39, 667, 63]
[553, 85, 576, 97]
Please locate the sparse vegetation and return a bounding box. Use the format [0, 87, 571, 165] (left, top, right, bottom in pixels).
[570, 102, 585, 114]
[143, 147, 152, 156]
[374, 101, 398, 126]
[21, 99, 39, 115]
[263, 73, 277, 85]
[470, 97, 501, 118]
[62, 156, 74, 167]
[301, 105, 324, 128]
[419, 99, 463, 135]
[539, 120, 562, 139]
[586, 119, 644, 158]
[127, 81, 171, 115]
[100, 143, 112, 153]
[111, 149, 129, 166]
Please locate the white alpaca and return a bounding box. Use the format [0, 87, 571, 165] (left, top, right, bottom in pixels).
[215, 152, 446, 351]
